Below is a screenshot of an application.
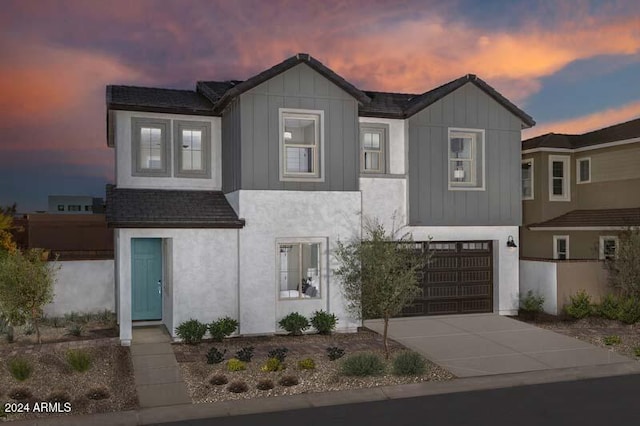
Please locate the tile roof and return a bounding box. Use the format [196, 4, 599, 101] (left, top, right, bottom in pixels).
[528, 208, 640, 229]
[107, 85, 215, 115]
[105, 185, 244, 228]
[522, 118, 640, 150]
[359, 91, 417, 118]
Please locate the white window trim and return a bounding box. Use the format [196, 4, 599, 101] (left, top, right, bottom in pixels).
[522, 158, 534, 200]
[275, 237, 327, 301]
[553, 235, 570, 260]
[360, 123, 388, 174]
[548, 155, 571, 201]
[279, 108, 325, 182]
[576, 157, 591, 184]
[447, 127, 486, 191]
[599, 235, 618, 260]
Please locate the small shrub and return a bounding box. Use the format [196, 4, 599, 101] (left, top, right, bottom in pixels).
[519, 290, 545, 317]
[64, 312, 81, 324]
[227, 380, 248, 393]
[226, 358, 246, 372]
[206, 347, 226, 364]
[267, 347, 289, 363]
[278, 312, 310, 336]
[209, 374, 228, 385]
[235, 346, 255, 363]
[617, 296, 640, 324]
[0, 404, 5, 418]
[94, 309, 116, 326]
[66, 323, 83, 337]
[633, 347, 640, 357]
[47, 391, 71, 404]
[47, 316, 65, 328]
[392, 351, 427, 376]
[256, 379, 274, 390]
[86, 387, 110, 400]
[340, 353, 385, 377]
[326, 346, 345, 361]
[278, 375, 299, 387]
[9, 387, 32, 400]
[564, 290, 593, 319]
[208, 317, 239, 342]
[298, 358, 316, 370]
[310, 310, 338, 335]
[66, 349, 92, 372]
[8, 358, 32, 381]
[175, 319, 208, 344]
[603, 335, 622, 346]
[260, 357, 284, 372]
[24, 323, 35, 336]
[597, 294, 621, 320]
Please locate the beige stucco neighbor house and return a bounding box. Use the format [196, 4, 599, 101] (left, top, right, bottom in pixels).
[519, 118, 640, 313]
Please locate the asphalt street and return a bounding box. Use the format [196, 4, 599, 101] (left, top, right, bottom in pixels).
[155, 373, 640, 426]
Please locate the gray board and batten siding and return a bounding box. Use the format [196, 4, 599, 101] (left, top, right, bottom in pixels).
[221, 63, 360, 193]
[408, 83, 523, 226]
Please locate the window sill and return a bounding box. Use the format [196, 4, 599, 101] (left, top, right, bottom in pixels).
[359, 173, 406, 179]
[279, 176, 325, 183]
[549, 197, 571, 202]
[448, 185, 486, 191]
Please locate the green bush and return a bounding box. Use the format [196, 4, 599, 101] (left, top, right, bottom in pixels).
[597, 294, 620, 320]
[260, 357, 284, 372]
[633, 347, 640, 357]
[66, 349, 92, 372]
[340, 353, 385, 377]
[603, 335, 622, 346]
[564, 290, 593, 319]
[392, 351, 427, 376]
[617, 297, 640, 324]
[278, 312, 310, 336]
[226, 358, 246, 372]
[206, 347, 226, 364]
[297, 358, 316, 370]
[235, 346, 254, 362]
[66, 323, 83, 337]
[8, 358, 32, 381]
[519, 290, 545, 316]
[267, 347, 289, 362]
[208, 317, 239, 342]
[326, 346, 345, 361]
[310, 310, 338, 335]
[175, 319, 208, 344]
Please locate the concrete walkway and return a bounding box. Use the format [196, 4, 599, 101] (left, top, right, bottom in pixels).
[131, 326, 191, 408]
[364, 314, 630, 377]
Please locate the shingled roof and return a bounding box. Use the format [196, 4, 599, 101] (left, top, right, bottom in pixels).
[528, 208, 640, 230]
[107, 85, 214, 115]
[522, 118, 640, 151]
[105, 185, 244, 228]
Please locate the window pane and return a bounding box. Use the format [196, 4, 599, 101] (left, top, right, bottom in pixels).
[552, 161, 564, 178]
[364, 152, 380, 170]
[301, 243, 320, 298]
[181, 129, 203, 171]
[284, 118, 315, 145]
[522, 162, 532, 197]
[604, 240, 616, 257]
[450, 160, 472, 183]
[553, 178, 563, 195]
[364, 133, 372, 148]
[286, 147, 313, 173]
[364, 132, 380, 149]
[279, 244, 300, 294]
[580, 160, 590, 181]
[450, 136, 472, 159]
[140, 127, 162, 169]
[182, 155, 192, 170]
[557, 239, 566, 251]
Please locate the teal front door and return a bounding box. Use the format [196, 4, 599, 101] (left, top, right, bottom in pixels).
[131, 238, 163, 321]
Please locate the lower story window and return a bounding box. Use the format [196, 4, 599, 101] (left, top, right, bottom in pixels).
[278, 242, 321, 299]
[599, 236, 618, 260]
[553, 235, 569, 260]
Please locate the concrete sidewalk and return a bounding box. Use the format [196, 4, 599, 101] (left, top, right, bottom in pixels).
[364, 314, 630, 377]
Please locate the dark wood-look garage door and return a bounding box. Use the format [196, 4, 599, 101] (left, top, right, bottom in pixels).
[400, 241, 494, 316]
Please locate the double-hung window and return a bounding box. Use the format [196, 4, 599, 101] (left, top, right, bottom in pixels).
[553, 235, 569, 260]
[577, 158, 591, 184]
[548, 155, 570, 201]
[599, 236, 618, 260]
[132, 118, 171, 177]
[522, 159, 534, 200]
[448, 128, 485, 190]
[174, 120, 211, 178]
[279, 109, 324, 181]
[360, 124, 387, 174]
[277, 241, 322, 299]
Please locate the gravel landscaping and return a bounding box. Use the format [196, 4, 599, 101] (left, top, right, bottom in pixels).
[174, 329, 454, 403]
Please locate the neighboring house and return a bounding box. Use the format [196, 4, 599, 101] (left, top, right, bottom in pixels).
[48, 195, 105, 214]
[105, 53, 534, 345]
[519, 118, 640, 314]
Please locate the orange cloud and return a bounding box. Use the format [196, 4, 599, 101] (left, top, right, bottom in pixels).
[522, 101, 640, 139]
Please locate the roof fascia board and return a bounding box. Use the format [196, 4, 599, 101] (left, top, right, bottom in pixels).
[528, 226, 635, 231]
[522, 136, 640, 154]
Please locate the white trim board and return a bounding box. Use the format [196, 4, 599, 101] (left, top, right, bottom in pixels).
[522, 136, 640, 155]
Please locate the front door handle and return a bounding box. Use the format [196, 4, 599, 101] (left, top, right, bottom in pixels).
[157, 280, 162, 295]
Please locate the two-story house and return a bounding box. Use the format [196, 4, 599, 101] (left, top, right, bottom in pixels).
[106, 53, 534, 345]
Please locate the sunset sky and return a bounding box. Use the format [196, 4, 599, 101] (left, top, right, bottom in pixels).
[1, 0, 639, 212]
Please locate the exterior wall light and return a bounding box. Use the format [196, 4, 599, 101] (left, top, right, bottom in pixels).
[506, 235, 518, 249]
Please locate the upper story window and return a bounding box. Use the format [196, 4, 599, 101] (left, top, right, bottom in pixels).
[522, 159, 534, 200]
[279, 109, 324, 182]
[448, 128, 485, 190]
[67, 205, 81, 212]
[599, 236, 618, 260]
[553, 235, 569, 260]
[548, 155, 570, 201]
[278, 241, 322, 299]
[360, 124, 387, 174]
[174, 120, 212, 178]
[577, 157, 591, 184]
[57, 205, 64, 211]
[132, 117, 171, 177]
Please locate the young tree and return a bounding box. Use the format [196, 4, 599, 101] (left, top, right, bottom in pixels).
[0, 211, 18, 255]
[0, 249, 57, 343]
[334, 219, 432, 359]
[608, 228, 640, 298]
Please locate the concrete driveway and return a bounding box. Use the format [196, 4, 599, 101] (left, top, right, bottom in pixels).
[364, 314, 630, 377]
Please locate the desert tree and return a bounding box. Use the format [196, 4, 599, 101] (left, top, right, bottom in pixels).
[607, 227, 640, 298]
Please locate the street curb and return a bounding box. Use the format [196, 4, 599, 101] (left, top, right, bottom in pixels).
[8, 361, 640, 425]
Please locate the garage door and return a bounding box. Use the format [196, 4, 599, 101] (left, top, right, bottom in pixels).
[400, 241, 494, 316]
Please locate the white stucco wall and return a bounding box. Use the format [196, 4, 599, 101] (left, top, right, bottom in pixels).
[113, 110, 222, 190]
[358, 117, 406, 175]
[116, 228, 238, 345]
[519, 260, 558, 315]
[45, 260, 115, 317]
[359, 177, 407, 233]
[407, 226, 521, 315]
[233, 190, 362, 335]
